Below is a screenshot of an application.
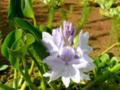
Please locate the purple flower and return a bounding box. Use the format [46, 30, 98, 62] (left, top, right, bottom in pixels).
[42, 21, 95, 88]
[62, 21, 75, 45]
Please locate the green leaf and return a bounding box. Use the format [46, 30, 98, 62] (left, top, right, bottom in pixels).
[1, 29, 24, 68]
[111, 57, 118, 63]
[14, 18, 48, 62]
[8, 43, 27, 57]
[8, 34, 34, 56]
[21, 0, 35, 19]
[15, 29, 23, 40]
[9, 29, 23, 53]
[97, 0, 113, 9]
[110, 57, 119, 66]
[8, 34, 35, 69]
[25, 33, 35, 46]
[9, 34, 35, 58]
[8, 36, 34, 69]
[1, 31, 15, 59]
[8, 0, 23, 22]
[100, 53, 110, 63]
[15, 18, 42, 41]
[40, 79, 46, 90]
[0, 65, 8, 71]
[8, 55, 20, 69]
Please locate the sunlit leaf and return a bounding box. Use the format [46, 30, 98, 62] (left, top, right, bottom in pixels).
[24, 33, 35, 46]
[21, 0, 35, 19]
[0, 65, 8, 71]
[96, 0, 115, 9]
[1, 31, 15, 59]
[110, 57, 119, 66]
[100, 53, 110, 63]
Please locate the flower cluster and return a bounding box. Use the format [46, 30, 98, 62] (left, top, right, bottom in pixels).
[42, 21, 95, 88]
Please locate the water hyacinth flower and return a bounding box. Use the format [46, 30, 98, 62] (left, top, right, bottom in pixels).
[42, 21, 95, 88]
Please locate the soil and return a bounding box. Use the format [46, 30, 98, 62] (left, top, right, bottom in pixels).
[33, 0, 120, 57]
[0, 0, 120, 84]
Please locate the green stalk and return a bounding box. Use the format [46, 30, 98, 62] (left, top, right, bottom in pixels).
[76, 0, 91, 35]
[18, 76, 23, 87]
[28, 50, 46, 90]
[82, 64, 120, 90]
[40, 78, 46, 90]
[33, 17, 37, 28]
[101, 42, 120, 55]
[28, 50, 43, 76]
[19, 60, 38, 90]
[20, 61, 35, 90]
[13, 69, 17, 89]
[47, 7, 55, 28]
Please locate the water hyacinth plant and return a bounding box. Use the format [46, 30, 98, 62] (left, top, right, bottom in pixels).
[1, 0, 120, 90]
[42, 21, 95, 87]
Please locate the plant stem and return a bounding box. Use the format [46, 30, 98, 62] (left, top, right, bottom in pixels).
[18, 76, 23, 87]
[13, 69, 17, 89]
[20, 61, 35, 90]
[101, 42, 120, 55]
[82, 64, 120, 90]
[19, 65, 38, 90]
[33, 17, 37, 28]
[76, 0, 91, 35]
[47, 7, 55, 28]
[28, 50, 46, 90]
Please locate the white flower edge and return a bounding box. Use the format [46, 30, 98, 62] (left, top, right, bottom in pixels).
[42, 30, 64, 54]
[42, 32, 58, 54]
[77, 30, 93, 55]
